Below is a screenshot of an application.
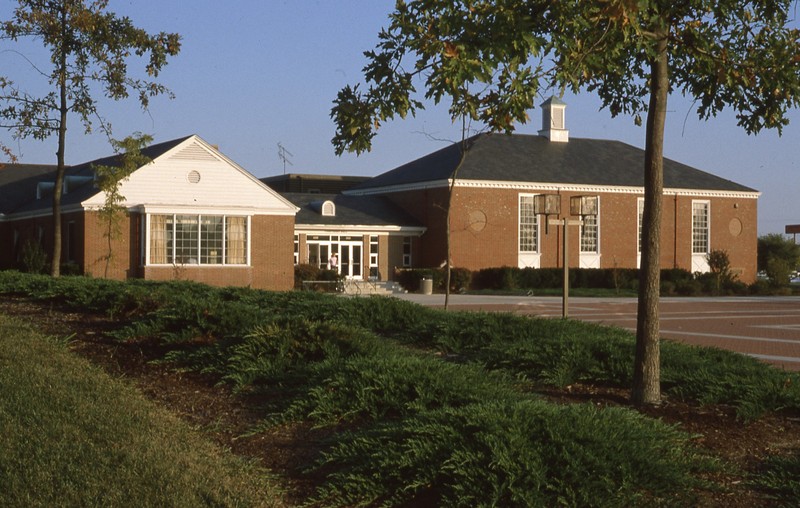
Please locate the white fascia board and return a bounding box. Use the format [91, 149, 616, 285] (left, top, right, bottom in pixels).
[131, 204, 296, 216]
[296, 225, 426, 235]
[348, 178, 760, 200]
[453, 179, 760, 199]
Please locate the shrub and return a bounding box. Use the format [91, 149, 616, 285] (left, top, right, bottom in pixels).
[20, 240, 48, 274]
[313, 401, 700, 507]
[294, 264, 342, 291]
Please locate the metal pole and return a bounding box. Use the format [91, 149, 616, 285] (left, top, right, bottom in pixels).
[562, 217, 569, 319]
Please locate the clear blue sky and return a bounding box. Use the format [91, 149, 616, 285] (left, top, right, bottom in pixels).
[2, 1, 798, 235]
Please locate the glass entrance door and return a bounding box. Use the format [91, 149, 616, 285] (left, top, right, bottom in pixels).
[339, 243, 362, 279]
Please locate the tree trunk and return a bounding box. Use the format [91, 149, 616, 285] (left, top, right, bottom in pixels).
[632, 31, 669, 406]
[51, 6, 68, 278]
[443, 120, 470, 310]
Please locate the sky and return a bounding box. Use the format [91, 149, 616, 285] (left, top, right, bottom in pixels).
[1, 0, 798, 235]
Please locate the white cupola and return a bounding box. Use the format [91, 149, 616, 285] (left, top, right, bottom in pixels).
[538, 96, 569, 143]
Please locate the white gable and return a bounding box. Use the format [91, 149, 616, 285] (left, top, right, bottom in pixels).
[82, 136, 297, 215]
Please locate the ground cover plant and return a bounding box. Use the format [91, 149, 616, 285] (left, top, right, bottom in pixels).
[0, 313, 283, 507]
[1, 271, 799, 506]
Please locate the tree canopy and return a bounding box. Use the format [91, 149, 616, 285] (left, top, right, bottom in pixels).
[0, 0, 180, 276]
[332, 0, 800, 405]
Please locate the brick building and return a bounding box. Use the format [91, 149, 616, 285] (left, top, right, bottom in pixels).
[0, 100, 760, 288]
[0, 135, 298, 290]
[343, 98, 760, 282]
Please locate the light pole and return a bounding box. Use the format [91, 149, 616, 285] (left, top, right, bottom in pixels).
[544, 195, 598, 319]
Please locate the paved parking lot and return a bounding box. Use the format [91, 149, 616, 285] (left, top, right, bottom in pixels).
[394, 294, 800, 371]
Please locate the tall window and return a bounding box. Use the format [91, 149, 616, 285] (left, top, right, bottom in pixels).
[519, 195, 539, 252]
[173, 215, 199, 263]
[200, 216, 223, 264]
[637, 198, 645, 253]
[149, 214, 248, 265]
[402, 237, 412, 267]
[369, 235, 379, 277]
[580, 214, 598, 253]
[692, 201, 710, 254]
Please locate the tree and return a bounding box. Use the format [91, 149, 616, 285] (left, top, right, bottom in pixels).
[331, 0, 800, 406]
[758, 233, 800, 285]
[0, 0, 180, 276]
[93, 132, 152, 277]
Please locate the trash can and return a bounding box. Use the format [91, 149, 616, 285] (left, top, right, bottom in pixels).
[420, 278, 433, 295]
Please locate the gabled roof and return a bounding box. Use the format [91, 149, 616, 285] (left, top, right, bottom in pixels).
[1, 135, 299, 218]
[0, 136, 194, 217]
[349, 133, 758, 195]
[282, 192, 423, 229]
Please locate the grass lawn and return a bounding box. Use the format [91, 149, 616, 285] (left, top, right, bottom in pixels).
[0, 314, 284, 508]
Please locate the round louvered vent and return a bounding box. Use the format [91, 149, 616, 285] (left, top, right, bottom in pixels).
[187, 170, 201, 184]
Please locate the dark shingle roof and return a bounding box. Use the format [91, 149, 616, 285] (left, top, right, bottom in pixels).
[351, 133, 757, 193]
[282, 192, 423, 228]
[0, 164, 58, 215]
[0, 136, 193, 216]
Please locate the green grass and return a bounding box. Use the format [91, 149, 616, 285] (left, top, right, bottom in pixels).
[0, 313, 284, 508]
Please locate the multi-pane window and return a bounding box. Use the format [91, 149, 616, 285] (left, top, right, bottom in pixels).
[149, 214, 248, 265]
[580, 214, 598, 253]
[519, 195, 539, 252]
[173, 215, 199, 263]
[200, 216, 223, 264]
[692, 201, 710, 254]
[293, 235, 299, 265]
[369, 235, 379, 278]
[637, 198, 645, 253]
[402, 237, 412, 267]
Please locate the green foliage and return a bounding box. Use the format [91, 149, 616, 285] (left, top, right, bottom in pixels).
[758, 233, 800, 287]
[333, 0, 800, 408]
[0, 314, 282, 507]
[1, 0, 180, 275]
[4, 272, 800, 503]
[766, 256, 794, 287]
[294, 263, 343, 291]
[749, 449, 800, 506]
[1, 2, 181, 141]
[705, 249, 737, 294]
[660, 342, 800, 422]
[19, 239, 48, 274]
[758, 233, 800, 272]
[94, 133, 153, 276]
[314, 401, 700, 507]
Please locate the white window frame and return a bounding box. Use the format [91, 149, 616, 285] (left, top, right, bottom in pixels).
[691, 200, 711, 273]
[518, 194, 541, 268]
[579, 197, 600, 268]
[637, 198, 644, 268]
[145, 213, 251, 266]
[402, 236, 412, 267]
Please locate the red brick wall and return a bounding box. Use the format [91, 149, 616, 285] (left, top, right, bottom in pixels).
[386, 185, 758, 283]
[143, 214, 295, 290]
[384, 187, 450, 267]
[82, 210, 135, 278]
[250, 215, 295, 290]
